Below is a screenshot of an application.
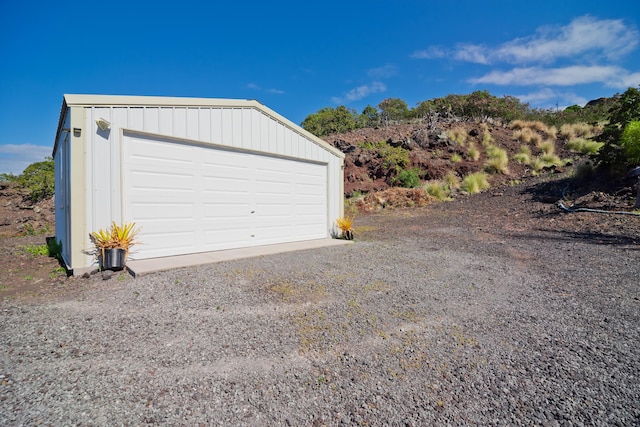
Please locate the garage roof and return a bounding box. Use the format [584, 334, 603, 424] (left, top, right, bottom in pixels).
[55, 94, 345, 159]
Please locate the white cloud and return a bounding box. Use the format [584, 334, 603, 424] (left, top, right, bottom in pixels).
[495, 16, 638, 64]
[333, 81, 387, 104]
[515, 88, 588, 107]
[415, 16, 639, 66]
[469, 65, 637, 88]
[247, 83, 284, 95]
[453, 43, 490, 64]
[368, 64, 397, 79]
[0, 144, 52, 175]
[410, 46, 446, 59]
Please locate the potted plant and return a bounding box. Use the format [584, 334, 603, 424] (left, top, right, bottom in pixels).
[335, 216, 354, 240]
[89, 221, 141, 270]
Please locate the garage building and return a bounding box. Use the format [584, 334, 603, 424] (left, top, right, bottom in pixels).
[53, 94, 345, 273]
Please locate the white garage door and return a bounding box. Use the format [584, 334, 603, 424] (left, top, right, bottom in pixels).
[122, 133, 328, 259]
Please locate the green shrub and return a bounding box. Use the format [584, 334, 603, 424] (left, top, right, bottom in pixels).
[596, 87, 640, 170]
[359, 141, 410, 170]
[393, 168, 421, 188]
[450, 153, 462, 163]
[621, 120, 640, 165]
[461, 172, 490, 194]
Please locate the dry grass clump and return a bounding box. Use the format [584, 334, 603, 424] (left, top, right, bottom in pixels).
[513, 145, 532, 164]
[511, 120, 552, 145]
[450, 153, 462, 163]
[443, 171, 461, 191]
[565, 137, 604, 155]
[509, 120, 528, 130]
[545, 125, 558, 139]
[447, 127, 467, 145]
[467, 143, 481, 161]
[423, 181, 451, 201]
[484, 145, 509, 174]
[531, 154, 564, 175]
[537, 140, 556, 155]
[509, 120, 548, 132]
[512, 127, 534, 143]
[461, 172, 491, 194]
[356, 188, 433, 211]
[559, 123, 595, 140]
[482, 130, 494, 146]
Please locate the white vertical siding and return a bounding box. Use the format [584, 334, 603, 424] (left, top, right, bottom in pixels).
[144, 107, 159, 133]
[69, 98, 343, 270]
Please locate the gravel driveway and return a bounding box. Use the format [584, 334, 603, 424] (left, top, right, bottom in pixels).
[1, 185, 639, 426]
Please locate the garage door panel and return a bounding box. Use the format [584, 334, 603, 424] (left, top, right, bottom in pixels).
[123, 133, 328, 260]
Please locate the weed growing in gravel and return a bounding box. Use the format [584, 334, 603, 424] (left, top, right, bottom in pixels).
[450, 153, 462, 163]
[49, 266, 66, 279]
[267, 279, 327, 303]
[22, 244, 48, 257]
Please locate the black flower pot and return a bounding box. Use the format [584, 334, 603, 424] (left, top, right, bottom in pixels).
[101, 248, 126, 271]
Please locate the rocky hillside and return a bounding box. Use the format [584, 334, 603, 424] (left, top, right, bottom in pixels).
[323, 120, 587, 199]
[0, 181, 55, 238]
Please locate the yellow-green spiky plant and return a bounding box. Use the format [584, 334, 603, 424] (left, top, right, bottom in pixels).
[335, 216, 354, 240]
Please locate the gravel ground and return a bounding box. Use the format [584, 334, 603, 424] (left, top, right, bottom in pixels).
[1, 182, 639, 426]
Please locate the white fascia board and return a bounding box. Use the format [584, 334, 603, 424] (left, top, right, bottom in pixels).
[62, 94, 345, 160]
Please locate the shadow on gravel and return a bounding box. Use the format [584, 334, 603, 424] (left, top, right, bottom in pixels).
[522, 170, 632, 203]
[517, 229, 640, 247]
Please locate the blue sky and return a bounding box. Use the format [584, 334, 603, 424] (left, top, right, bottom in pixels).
[1, 0, 639, 174]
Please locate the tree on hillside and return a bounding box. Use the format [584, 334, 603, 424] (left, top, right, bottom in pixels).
[360, 105, 379, 127]
[301, 106, 360, 136]
[15, 157, 55, 202]
[378, 98, 409, 124]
